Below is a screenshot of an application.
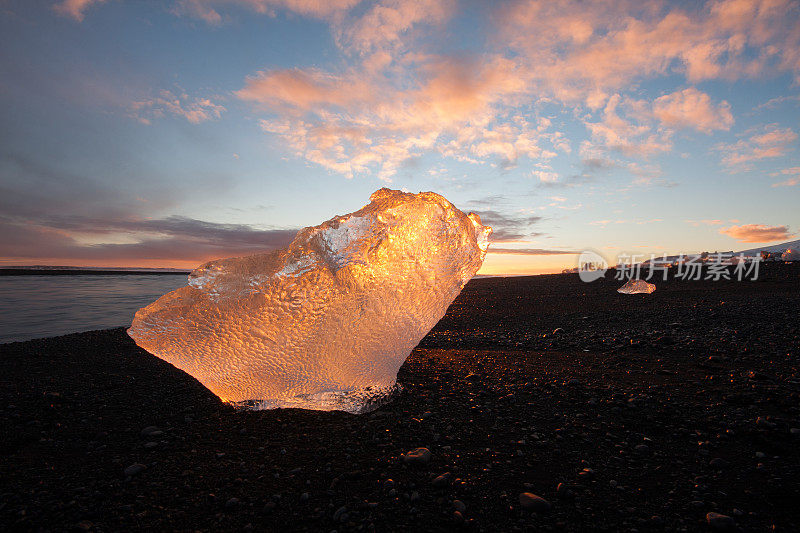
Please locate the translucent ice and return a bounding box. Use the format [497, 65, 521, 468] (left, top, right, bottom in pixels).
[782, 248, 800, 261]
[128, 189, 491, 413]
[617, 278, 656, 294]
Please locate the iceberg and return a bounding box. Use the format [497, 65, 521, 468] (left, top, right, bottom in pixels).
[128, 189, 491, 413]
[617, 278, 656, 294]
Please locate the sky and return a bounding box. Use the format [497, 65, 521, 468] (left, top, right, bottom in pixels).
[0, 0, 799, 274]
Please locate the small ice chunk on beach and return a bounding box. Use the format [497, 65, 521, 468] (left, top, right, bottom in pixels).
[617, 278, 656, 294]
[782, 248, 800, 261]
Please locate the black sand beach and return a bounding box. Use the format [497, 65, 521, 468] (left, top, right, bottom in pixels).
[1, 264, 799, 532]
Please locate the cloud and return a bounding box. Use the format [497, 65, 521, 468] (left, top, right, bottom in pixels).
[498, 0, 800, 106]
[753, 94, 800, 111]
[531, 169, 559, 183]
[53, 0, 105, 22]
[771, 167, 800, 187]
[0, 214, 297, 263]
[685, 219, 724, 227]
[584, 94, 672, 158]
[719, 224, 793, 243]
[130, 89, 225, 124]
[173, 0, 362, 24]
[487, 248, 579, 255]
[469, 209, 542, 242]
[0, 149, 294, 266]
[240, 53, 536, 180]
[652, 88, 733, 133]
[337, 0, 456, 53]
[716, 124, 798, 170]
[227, 0, 800, 181]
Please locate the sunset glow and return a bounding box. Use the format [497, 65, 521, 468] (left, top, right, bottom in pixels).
[1, 1, 799, 274]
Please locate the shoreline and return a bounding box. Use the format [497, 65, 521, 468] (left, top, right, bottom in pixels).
[0, 269, 191, 276]
[1, 263, 798, 531]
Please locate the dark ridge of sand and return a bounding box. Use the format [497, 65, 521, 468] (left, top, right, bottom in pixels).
[1, 264, 799, 532]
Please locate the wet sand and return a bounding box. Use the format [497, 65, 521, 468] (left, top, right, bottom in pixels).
[1, 264, 799, 531]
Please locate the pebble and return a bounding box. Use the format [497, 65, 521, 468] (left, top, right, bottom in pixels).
[556, 482, 574, 498]
[225, 497, 240, 511]
[432, 472, 451, 488]
[453, 499, 466, 513]
[403, 447, 431, 466]
[519, 493, 551, 512]
[124, 463, 146, 477]
[706, 512, 736, 531]
[756, 417, 776, 429]
[709, 458, 727, 468]
[333, 505, 348, 522]
[140, 426, 163, 438]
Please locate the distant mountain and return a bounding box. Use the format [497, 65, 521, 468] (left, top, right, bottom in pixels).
[736, 239, 800, 256]
[631, 238, 799, 266]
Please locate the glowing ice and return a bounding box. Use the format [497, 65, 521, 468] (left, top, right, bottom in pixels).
[617, 278, 656, 294]
[128, 189, 491, 413]
[782, 248, 800, 261]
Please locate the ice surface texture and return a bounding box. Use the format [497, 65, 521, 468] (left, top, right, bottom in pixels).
[782, 248, 800, 261]
[617, 278, 656, 294]
[128, 189, 491, 413]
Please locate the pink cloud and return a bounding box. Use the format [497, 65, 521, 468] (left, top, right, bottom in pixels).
[719, 224, 793, 242]
[173, 0, 362, 24]
[337, 0, 455, 52]
[686, 219, 724, 227]
[584, 94, 672, 158]
[652, 88, 733, 133]
[716, 124, 797, 170]
[771, 167, 800, 187]
[130, 90, 225, 124]
[498, 0, 800, 106]
[53, 0, 105, 22]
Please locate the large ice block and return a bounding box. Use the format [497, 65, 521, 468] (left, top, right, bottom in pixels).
[128, 189, 491, 413]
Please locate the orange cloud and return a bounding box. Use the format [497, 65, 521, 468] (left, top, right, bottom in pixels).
[719, 224, 793, 243]
[241, 53, 540, 180]
[488, 248, 579, 256]
[652, 88, 733, 133]
[236, 68, 374, 111]
[53, 0, 105, 21]
[227, 0, 800, 181]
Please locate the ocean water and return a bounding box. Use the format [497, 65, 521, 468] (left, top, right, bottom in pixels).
[0, 275, 188, 344]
